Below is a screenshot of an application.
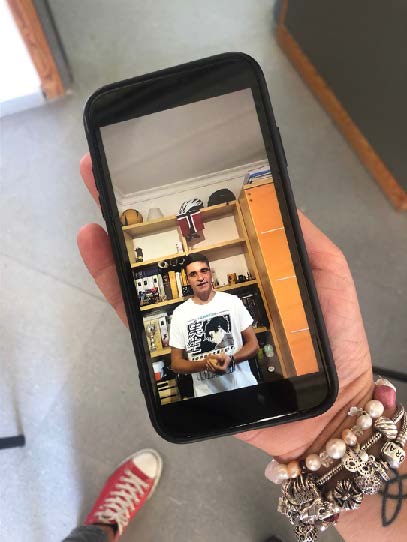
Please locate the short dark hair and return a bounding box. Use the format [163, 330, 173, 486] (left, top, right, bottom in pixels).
[183, 252, 210, 274]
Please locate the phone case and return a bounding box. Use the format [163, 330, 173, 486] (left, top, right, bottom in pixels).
[84, 52, 338, 443]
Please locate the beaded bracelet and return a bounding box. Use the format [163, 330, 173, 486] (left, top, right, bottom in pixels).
[265, 377, 397, 483]
[264, 378, 407, 542]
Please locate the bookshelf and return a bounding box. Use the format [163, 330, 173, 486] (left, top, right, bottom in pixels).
[140, 279, 259, 312]
[124, 197, 275, 404]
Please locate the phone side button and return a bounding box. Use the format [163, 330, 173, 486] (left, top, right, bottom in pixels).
[277, 127, 288, 168]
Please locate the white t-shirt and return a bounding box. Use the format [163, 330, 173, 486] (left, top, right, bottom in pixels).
[169, 291, 258, 397]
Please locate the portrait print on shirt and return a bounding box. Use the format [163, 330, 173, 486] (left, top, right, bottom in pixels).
[187, 312, 235, 381]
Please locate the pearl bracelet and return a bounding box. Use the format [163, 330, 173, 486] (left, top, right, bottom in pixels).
[265, 377, 406, 542]
[265, 377, 397, 484]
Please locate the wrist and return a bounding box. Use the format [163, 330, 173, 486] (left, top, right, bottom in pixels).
[266, 376, 405, 541]
[275, 372, 375, 464]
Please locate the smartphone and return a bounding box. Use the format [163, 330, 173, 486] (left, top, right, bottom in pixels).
[84, 52, 338, 443]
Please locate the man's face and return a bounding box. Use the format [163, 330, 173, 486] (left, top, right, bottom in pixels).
[186, 261, 213, 295]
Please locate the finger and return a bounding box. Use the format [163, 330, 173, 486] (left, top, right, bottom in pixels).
[298, 212, 348, 274]
[77, 223, 128, 327]
[80, 153, 100, 207]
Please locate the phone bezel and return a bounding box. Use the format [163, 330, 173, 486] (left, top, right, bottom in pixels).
[83, 52, 338, 443]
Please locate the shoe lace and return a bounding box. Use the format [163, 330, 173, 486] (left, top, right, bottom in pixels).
[95, 469, 150, 534]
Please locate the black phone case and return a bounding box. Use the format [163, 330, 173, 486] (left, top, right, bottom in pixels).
[84, 52, 338, 443]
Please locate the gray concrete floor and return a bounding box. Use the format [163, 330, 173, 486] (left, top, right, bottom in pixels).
[1, 1, 406, 541]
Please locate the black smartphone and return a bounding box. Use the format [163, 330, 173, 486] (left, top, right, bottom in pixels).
[84, 52, 338, 443]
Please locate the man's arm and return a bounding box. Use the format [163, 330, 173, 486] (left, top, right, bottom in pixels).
[207, 326, 259, 372]
[170, 347, 215, 374]
[234, 326, 259, 363]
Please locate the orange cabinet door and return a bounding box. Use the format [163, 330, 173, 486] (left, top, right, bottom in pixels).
[245, 182, 318, 375]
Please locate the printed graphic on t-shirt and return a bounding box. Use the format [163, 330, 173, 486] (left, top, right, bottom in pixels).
[186, 311, 235, 381]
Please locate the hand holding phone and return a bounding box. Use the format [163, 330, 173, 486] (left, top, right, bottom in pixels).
[78, 156, 373, 457]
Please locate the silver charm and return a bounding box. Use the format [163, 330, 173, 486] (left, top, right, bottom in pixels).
[341, 447, 368, 473]
[382, 441, 406, 469]
[353, 455, 387, 495]
[278, 474, 320, 523]
[354, 471, 383, 495]
[319, 450, 333, 467]
[348, 406, 363, 417]
[329, 479, 363, 510]
[375, 416, 398, 440]
[395, 412, 407, 447]
[294, 523, 318, 542]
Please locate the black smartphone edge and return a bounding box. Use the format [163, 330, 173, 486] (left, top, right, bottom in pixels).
[83, 52, 338, 444]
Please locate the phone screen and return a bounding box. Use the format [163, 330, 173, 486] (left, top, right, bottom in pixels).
[86, 55, 336, 440]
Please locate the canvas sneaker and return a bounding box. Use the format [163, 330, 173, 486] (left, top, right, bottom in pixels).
[85, 449, 162, 540]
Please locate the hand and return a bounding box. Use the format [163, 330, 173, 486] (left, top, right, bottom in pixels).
[210, 352, 231, 373]
[204, 354, 221, 373]
[78, 153, 373, 462]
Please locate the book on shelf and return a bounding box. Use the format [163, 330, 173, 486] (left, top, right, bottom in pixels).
[168, 271, 178, 299]
[244, 165, 272, 185]
[239, 291, 267, 328]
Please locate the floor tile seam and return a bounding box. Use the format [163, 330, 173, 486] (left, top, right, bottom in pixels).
[0, 251, 106, 305]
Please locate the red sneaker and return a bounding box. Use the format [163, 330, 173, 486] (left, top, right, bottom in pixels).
[85, 449, 162, 540]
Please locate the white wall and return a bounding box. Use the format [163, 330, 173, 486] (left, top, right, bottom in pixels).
[101, 88, 267, 195]
[117, 160, 266, 216]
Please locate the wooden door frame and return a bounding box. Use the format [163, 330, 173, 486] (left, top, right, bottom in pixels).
[277, 0, 407, 210]
[6, 0, 66, 99]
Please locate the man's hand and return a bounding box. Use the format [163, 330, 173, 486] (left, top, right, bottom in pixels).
[78, 153, 373, 462]
[206, 352, 231, 373]
[204, 354, 222, 373]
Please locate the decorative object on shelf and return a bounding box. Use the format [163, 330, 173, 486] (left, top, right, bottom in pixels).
[211, 268, 220, 288]
[227, 273, 237, 285]
[134, 266, 161, 306]
[246, 271, 255, 281]
[152, 360, 165, 381]
[177, 198, 204, 241]
[175, 242, 183, 253]
[157, 313, 170, 348]
[120, 208, 143, 225]
[135, 247, 143, 262]
[145, 321, 158, 352]
[207, 188, 235, 206]
[237, 274, 247, 283]
[147, 207, 163, 221]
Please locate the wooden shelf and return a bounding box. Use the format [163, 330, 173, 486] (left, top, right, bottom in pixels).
[150, 347, 171, 358]
[149, 326, 268, 358]
[122, 201, 237, 239]
[216, 279, 258, 292]
[189, 237, 246, 255]
[131, 251, 186, 269]
[199, 201, 236, 219]
[123, 214, 178, 238]
[140, 280, 259, 311]
[140, 297, 187, 311]
[132, 238, 245, 269]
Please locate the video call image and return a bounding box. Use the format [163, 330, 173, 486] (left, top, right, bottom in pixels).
[100, 89, 320, 404]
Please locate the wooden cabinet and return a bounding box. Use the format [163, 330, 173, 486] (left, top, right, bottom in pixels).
[239, 180, 318, 376]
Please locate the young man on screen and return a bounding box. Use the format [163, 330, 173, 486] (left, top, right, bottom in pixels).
[169, 253, 259, 397]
